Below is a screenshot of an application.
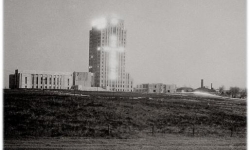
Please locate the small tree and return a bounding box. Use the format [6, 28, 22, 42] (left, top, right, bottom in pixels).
[229, 87, 240, 98]
[219, 86, 225, 95]
[225, 90, 231, 97]
[240, 88, 247, 99]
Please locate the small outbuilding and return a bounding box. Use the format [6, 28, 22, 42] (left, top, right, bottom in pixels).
[194, 87, 216, 94]
[176, 87, 194, 93]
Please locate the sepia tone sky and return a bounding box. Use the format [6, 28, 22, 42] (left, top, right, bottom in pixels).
[4, 0, 246, 89]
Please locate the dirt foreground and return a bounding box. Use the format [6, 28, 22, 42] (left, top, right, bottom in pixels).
[5, 134, 246, 150]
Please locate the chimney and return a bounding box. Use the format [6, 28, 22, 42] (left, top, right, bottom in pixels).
[201, 79, 203, 88]
[211, 83, 213, 89]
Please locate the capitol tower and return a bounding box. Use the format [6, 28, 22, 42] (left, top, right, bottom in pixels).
[89, 17, 133, 92]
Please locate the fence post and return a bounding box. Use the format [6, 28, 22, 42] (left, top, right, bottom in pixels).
[152, 125, 155, 136]
[87, 121, 90, 133]
[192, 124, 195, 136]
[108, 124, 111, 135]
[230, 127, 233, 137]
[192, 111, 197, 136]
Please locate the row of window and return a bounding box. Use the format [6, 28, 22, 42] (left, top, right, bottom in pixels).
[23, 85, 72, 90]
[136, 89, 147, 92]
[32, 86, 61, 89]
[25, 75, 70, 86]
[31, 76, 62, 85]
[101, 26, 126, 36]
[112, 89, 132, 92]
[100, 40, 126, 46]
[100, 79, 132, 84]
[99, 84, 133, 88]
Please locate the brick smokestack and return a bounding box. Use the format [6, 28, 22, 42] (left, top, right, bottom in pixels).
[201, 79, 203, 88]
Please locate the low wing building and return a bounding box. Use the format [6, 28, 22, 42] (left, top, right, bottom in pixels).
[135, 83, 176, 94]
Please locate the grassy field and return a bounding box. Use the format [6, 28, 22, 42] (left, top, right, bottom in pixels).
[4, 89, 246, 149]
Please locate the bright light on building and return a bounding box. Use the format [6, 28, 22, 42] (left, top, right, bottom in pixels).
[109, 51, 117, 80]
[111, 18, 119, 25]
[102, 35, 125, 81]
[89, 17, 134, 91]
[110, 35, 117, 48]
[117, 47, 124, 52]
[91, 18, 107, 29]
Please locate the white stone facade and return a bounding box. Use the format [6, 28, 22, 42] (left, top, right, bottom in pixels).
[9, 70, 73, 90]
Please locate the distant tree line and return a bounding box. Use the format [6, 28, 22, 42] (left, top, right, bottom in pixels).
[219, 86, 247, 98]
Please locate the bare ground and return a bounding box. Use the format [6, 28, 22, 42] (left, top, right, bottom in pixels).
[5, 134, 246, 150]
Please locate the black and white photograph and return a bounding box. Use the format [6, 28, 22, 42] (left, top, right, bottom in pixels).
[3, 0, 247, 149]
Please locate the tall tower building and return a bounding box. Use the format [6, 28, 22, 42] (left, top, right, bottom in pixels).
[89, 17, 133, 92]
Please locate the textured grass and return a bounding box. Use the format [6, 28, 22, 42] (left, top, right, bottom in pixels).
[4, 89, 246, 139]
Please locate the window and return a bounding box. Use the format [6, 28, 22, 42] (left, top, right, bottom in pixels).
[25, 77, 27, 84]
[32, 75, 34, 84]
[68, 79, 69, 85]
[49, 77, 51, 84]
[41, 77, 43, 84]
[54, 78, 55, 85]
[45, 77, 47, 84]
[25, 86, 27, 88]
[36, 77, 38, 84]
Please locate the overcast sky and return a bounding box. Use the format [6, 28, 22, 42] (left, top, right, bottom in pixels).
[4, 0, 246, 89]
